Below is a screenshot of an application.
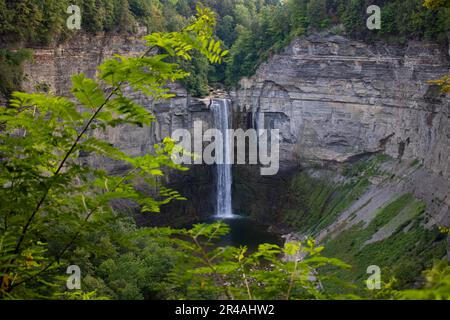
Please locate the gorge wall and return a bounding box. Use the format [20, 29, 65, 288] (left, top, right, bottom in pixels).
[15, 27, 450, 290]
[20, 31, 450, 234]
[233, 33, 450, 265]
[235, 33, 450, 177]
[22, 32, 216, 225]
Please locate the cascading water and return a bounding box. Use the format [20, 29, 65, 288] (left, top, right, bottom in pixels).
[206, 99, 280, 250]
[211, 99, 233, 218]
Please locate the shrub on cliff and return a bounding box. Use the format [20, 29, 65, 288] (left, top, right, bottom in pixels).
[0, 49, 32, 98]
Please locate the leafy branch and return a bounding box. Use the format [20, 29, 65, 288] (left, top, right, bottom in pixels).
[0, 6, 227, 296]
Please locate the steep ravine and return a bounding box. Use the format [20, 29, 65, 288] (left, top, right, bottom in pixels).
[21, 31, 450, 287]
[232, 33, 450, 287]
[233, 32, 450, 220]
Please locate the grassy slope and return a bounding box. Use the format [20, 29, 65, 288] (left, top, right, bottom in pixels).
[322, 194, 446, 293]
[282, 155, 390, 233]
[280, 155, 447, 293]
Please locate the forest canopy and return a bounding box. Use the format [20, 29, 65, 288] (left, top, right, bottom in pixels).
[1, 0, 449, 95]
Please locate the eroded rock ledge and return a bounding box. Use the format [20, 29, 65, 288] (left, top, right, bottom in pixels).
[234, 33, 450, 178]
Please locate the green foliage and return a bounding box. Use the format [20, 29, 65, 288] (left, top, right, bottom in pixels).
[59, 290, 110, 300]
[322, 194, 447, 294]
[1, 1, 449, 92]
[0, 7, 226, 298]
[0, 1, 272, 95]
[307, 0, 330, 29]
[394, 261, 450, 299]
[225, 1, 307, 86]
[282, 170, 370, 234]
[225, 0, 450, 86]
[0, 0, 150, 43]
[428, 75, 450, 94]
[179, 51, 210, 97]
[424, 0, 450, 9]
[372, 260, 450, 299]
[164, 222, 352, 299]
[0, 0, 69, 45]
[0, 49, 33, 98]
[90, 220, 181, 299]
[1, 2, 449, 301]
[275, 154, 447, 298]
[0, 233, 59, 299]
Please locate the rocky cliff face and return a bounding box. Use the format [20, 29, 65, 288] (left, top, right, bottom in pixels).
[23, 32, 214, 160]
[18, 30, 449, 282]
[235, 33, 450, 178]
[22, 32, 217, 223]
[233, 33, 450, 258]
[20, 32, 450, 231]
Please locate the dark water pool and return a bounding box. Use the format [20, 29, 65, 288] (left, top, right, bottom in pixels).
[205, 215, 282, 250]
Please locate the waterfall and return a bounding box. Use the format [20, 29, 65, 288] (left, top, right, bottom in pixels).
[211, 99, 233, 218]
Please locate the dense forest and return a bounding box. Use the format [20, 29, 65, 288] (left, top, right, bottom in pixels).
[0, 0, 449, 301]
[1, 0, 450, 96]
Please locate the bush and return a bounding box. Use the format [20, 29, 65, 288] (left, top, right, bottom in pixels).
[0, 49, 33, 98]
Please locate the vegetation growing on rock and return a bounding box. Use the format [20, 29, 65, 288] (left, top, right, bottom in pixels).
[0, 1, 448, 301]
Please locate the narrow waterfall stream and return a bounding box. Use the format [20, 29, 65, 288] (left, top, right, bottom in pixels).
[209, 98, 281, 250]
[211, 99, 233, 218]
